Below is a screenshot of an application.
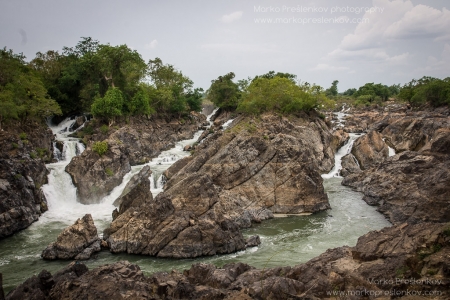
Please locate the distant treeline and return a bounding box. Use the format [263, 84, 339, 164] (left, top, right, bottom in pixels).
[1, 37, 449, 129]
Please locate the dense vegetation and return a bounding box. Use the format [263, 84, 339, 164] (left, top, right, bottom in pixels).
[398, 76, 450, 106]
[0, 48, 61, 129]
[29, 38, 203, 124]
[206, 71, 333, 115]
[1, 37, 449, 129]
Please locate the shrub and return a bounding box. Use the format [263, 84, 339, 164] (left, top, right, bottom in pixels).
[105, 168, 114, 176]
[19, 132, 27, 140]
[92, 141, 108, 156]
[100, 124, 109, 134]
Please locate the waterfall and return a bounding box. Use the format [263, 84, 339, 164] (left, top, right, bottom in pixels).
[321, 133, 362, 179]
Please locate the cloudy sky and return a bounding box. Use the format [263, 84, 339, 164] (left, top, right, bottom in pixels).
[1, 0, 449, 91]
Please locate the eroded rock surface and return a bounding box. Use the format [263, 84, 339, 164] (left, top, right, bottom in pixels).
[111, 165, 152, 219]
[0, 121, 54, 238]
[41, 214, 100, 260]
[104, 112, 341, 258]
[66, 113, 206, 204]
[10, 222, 450, 299]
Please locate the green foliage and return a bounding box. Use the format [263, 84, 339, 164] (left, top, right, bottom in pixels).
[325, 80, 339, 97]
[36, 148, 48, 158]
[127, 87, 154, 116]
[12, 143, 19, 149]
[92, 141, 108, 156]
[207, 72, 241, 109]
[19, 132, 27, 140]
[30, 152, 37, 159]
[0, 48, 62, 128]
[185, 88, 204, 112]
[399, 76, 450, 106]
[343, 88, 356, 96]
[91, 87, 124, 125]
[105, 167, 114, 176]
[353, 82, 390, 102]
[253, 71, 297, 83]
[100, 124, 109, 134]
[237, 77, 318, 115]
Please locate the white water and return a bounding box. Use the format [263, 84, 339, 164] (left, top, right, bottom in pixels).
[39, 110, 219, 233]
[222, 118, 235, 130]
[321, 133, 362, 179]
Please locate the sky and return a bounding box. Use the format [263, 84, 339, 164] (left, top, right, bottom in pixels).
[1, 0, 449, 91]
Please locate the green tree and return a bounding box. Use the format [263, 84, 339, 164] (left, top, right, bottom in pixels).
[91, 87, 124, 126]
[0, 48, 61, 129]
[325, 80, 339, 97]
[127, 86, 154, 116]
[237, 76, 317, 115]
[206, 72, 241, 109]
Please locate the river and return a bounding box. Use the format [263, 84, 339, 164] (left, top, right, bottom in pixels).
[0, 110, 391, 293]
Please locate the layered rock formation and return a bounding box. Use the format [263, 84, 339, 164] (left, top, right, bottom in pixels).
[103, 112, 348, 258]
[66, 112, 206, 204]
[342, 106, 450, 224]
[111, 166, 153, 220]
[0, 121, 54, 238]
[41, 214, 101, 260]
[9, 222, 450, 299]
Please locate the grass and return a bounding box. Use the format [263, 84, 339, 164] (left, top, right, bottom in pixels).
[19, 132, 27, 140]
[100, 124, 109, 134]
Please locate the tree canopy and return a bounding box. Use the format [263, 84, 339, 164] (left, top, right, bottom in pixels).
[0, 48, 61, 129]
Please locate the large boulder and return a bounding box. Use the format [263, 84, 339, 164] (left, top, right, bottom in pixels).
[111, 165, 152, 219]
[350, 130, 388, 170]
[104, 113, 337, 258]
[41, 214, 101, 260]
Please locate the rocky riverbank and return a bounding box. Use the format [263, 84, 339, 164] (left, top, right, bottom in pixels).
[0, 120, 54, 238]
[4, 104, 450, 299]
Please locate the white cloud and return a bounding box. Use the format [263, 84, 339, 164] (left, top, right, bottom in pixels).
[221, 11, 243, 23]
[145, 39, 158, 49]
[384, 6, 450, 40]
[324, 0, 450, 67]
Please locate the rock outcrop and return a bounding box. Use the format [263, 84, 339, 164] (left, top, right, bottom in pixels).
[111, 165, 152, 219]
[41, 214, 101, 260]
[343, 150, 450, 224]
[341, 106, 450, 225]
[66, 113, 206, 204]
[0, 121, 54, 238]
[9, 222, 450, 299]
[103, 112, 344, 258]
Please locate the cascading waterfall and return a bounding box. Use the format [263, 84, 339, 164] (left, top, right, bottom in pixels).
[0, 107, 391, 294]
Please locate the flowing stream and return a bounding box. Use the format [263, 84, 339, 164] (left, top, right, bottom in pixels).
[0, 110, 390, 293]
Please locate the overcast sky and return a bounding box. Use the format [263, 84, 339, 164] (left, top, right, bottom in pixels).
[1, 0, 449, 91]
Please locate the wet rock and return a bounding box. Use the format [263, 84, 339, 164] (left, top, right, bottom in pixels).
[104, 113, 336, 258]
[245, 235, 261, 247]
[183, 144, 192, 151]
[111, 165, 152, 219]
[343, 151, 450, 224]
[10, 222, 450, 299]
[0, 121, 53, 238]
[41, 214, 100, 260]
[340, 153, 361, 176]
[351, 130, 388, 170]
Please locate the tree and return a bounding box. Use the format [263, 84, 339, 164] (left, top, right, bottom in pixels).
[0, 48, 61, 129]
[237, 76, 317, 115]
[147, 58, 198, 115]
[206, 72, 241, 109]
[325, 80, 339, 97]
[91, 87, 124, 126]
[127, 86, 154, 116]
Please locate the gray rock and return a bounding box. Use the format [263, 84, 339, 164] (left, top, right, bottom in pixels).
[41, 214, 100, 260]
